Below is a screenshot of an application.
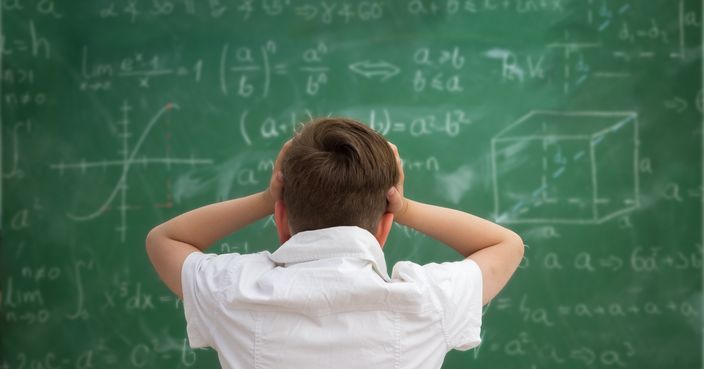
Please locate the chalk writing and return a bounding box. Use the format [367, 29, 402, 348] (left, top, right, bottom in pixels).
[1, 20, 51, 59]
[80, 47, 203, 90]
[2, 2, 701, 369]
[48, 101, 213, 242]
[95, 0, 385, 24]
[492, 111, 639, 224]
[408, 0, 565, 16]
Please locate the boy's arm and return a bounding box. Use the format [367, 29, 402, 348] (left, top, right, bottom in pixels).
[145, 141, 290, 298]
[386, 144, 524, 305]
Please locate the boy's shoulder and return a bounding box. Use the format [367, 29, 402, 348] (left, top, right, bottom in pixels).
[391, 258, 482, 285]
[184, 250, 275, 276]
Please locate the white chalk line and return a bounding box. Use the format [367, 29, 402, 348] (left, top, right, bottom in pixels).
[67, 103, 181, 221]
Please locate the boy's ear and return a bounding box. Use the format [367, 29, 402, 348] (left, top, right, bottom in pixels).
[274, 200, 291, 244]
[374, 212, 394, 248]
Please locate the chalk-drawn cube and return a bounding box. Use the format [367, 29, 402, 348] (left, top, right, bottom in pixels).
[491, 111, 639, 224]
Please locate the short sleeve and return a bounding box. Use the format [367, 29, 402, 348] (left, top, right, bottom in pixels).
[422, 258, 483, 351]
[181, 252, 224, 348]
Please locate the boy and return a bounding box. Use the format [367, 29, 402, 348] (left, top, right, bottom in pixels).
[146, 117, 524, 369]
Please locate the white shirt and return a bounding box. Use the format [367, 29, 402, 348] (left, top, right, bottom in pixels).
[181, 226, 483, 369]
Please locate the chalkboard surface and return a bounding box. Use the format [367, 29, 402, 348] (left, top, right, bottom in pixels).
[2, 1, 702, 368]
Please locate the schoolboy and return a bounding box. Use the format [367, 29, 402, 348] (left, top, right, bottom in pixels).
[146, 117, 524, 369]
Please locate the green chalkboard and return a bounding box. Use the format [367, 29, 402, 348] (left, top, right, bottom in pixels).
[2, 1, 702, 368]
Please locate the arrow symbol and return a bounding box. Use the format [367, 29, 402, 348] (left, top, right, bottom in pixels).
[664, 97, 687, 112]
[348, 60, 400, 81]
[599, 256, 623, 271]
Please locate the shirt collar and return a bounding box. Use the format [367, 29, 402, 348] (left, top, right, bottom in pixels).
[269, 226, 391, 282]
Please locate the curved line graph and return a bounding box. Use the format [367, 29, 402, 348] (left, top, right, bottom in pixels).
[67, 103, 180, 221]
[50, 101, 214, 242]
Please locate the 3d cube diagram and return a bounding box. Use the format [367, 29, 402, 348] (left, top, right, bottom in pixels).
[491, 110, 640, 224]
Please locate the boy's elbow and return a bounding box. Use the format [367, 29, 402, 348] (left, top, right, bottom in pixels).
[506, 231, 525, 264]
[511, 231, 524, 251]
[145, 226, 164, 253]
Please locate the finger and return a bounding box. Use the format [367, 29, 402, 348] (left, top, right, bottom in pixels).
[386, 187, 403, 213]
[268, 140, 292, 203]
[394, 150, 404, 184]
[398, 159, 404, 182]
[273, 139, 293, 172]
[270, 171, 284, 201]
[388, 142, 400, 162]
[387, 142, 400, 163]
[386, 186, 396, 200]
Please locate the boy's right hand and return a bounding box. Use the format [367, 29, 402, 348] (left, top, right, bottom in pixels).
[386, 142, 407, 217]
[267, 139, 292, 204]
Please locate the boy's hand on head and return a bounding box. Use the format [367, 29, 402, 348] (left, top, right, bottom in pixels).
[385, 142, 407, 217]
[267, 139, 292, 203]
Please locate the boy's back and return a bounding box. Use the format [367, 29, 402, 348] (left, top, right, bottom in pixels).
[182, 226, 482, 369]
[146, 117, 523, 369]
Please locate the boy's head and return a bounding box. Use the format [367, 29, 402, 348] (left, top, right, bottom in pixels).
[280, 117, 399, 236]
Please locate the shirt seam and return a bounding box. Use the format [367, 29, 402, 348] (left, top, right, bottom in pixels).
[439, 306, 452, 351]
[254, 311, 262, 369]
[440, 258, 481, 350]
[413, 276, 452, 351]
[182, 252, 212, 347]
[209, 303, 434, 315]
[424, 273, 452, 351]
[394, 311, 401, 369]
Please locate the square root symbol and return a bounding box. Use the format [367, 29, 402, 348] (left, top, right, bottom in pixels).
[491, 111, 640, 224]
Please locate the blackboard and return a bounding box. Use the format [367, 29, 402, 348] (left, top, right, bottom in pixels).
[2, 1, 702, 368]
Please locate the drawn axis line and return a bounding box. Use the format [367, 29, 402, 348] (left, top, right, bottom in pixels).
[47, 103, 214, 222]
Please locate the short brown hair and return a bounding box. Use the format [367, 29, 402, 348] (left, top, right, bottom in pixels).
[281, 117, 399, 235]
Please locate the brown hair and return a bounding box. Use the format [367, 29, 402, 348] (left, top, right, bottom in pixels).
[281, 117, 399, 235]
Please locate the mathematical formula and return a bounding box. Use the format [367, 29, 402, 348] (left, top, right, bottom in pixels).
[3, 1, 702, 369]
